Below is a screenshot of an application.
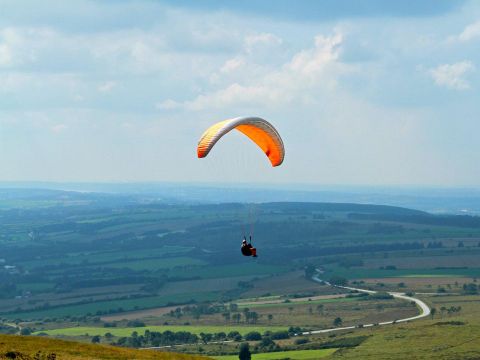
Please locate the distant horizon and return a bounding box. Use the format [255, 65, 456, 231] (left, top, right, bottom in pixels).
[1, 180, 480, 191]
[2, 181, 480, 215]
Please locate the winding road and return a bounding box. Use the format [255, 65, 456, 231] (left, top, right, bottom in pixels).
[300, 272, 431, 335]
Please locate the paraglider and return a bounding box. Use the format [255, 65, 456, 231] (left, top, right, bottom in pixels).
[197, 116, 285, 167]
[197, 116, 284, 257]
[241, 236, 257, 257]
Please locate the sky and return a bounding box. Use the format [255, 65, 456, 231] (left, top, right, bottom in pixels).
[1, 0, 480, 186]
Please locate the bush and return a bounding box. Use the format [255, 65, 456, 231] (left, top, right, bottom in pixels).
[239, 342, 251, 360]
[126, 320, 145, 327]
[259, 337, 275, 348]
[91, 335, 101, 343]
[366, 292, 394, 300]
[271, 331, 290, 340]
[245, 331, 262, 341]
[228, 331, 242, 341]
[295, 338, 310, 345]
[329, 276, 348, 286]
[20, 327, 32, 335]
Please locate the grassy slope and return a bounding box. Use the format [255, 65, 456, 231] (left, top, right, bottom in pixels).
[213, 349, 337, 359]
[0, 334, 211, 360]
[325, 294, 480, 360]
[327, 321, 480, 360]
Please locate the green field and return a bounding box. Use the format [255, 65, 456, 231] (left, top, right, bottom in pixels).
[237, 297, 356, 309]
[100, 257, 207, 271]
[213, 349, 337, 360]
[4, 292, 220, 320]
[19, 246, 194, 269]
[34, 325, 288, 337]
[327, 266, 480, 279]
[173, 263, 291, 279]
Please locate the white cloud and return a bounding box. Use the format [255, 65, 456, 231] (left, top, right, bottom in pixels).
[0, 43, 13, 66]
[429, 61, 475, 90]
[98, 81, 117, 93]
[458, 21, 480, 42]
[220, 57, 245, 73]
[51, 124, 67, 133]
[178, 32, 344, 110]
[155, 99, 181, 110]
[245, 33, 282, 52]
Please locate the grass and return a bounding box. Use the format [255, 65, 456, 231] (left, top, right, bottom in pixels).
[34, 325, 288, 337]
[212, 349, 337, 360]
[319, 293, 480, 359]
[327, 266, 480, 279]
[173, 264, 290, 279]
[237, 297, 357, 309]
[101, 257, 207, 271]
[0, 334, 210, 360]
[19, 247, 194, 269]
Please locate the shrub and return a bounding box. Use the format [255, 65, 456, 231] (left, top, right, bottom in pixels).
[295, 338, 310, 345]
[245, 331, 262, 341]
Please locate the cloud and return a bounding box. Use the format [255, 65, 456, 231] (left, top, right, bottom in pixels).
[155, 99, 181, 110]
[429, 61, 475, 90]
[458, 20, 480, 42]
[0, 43, 13, 66]
[220, 57, 245, 73]
[175, 31, 344, 110]
[245, 33, 282, 53]
[51, 124, 67, 133]
[97, 81, 117, 93]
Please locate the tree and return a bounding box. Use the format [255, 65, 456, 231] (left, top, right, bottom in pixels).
[239, 342, 251, 360]
[267, 314, 273, 323]
[249, 311, 259, 324]
[329, 276, 348, 286]
[245, 331, 262, 341]
[222, 312, 231, 323]
[430, 307, 437, 319]
[440, 306, 447, 318]
[20, 327, 32, 335]
[91, 335, 101, 343]
[232, 313, 241, 324]
[333, 317, 342, 326]
[200, 332, 212, 344]
[228, 331, 241, 341]
[304, 264, 316, 279]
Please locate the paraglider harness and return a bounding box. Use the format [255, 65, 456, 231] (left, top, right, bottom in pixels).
[241, 236, 257, 257]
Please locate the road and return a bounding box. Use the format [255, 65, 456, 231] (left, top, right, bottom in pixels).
[300, 273, 431, 335]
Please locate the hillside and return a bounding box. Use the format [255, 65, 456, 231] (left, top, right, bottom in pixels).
[0, 334, 211, 360]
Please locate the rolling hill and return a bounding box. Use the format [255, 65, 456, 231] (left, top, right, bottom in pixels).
[0, 334, 211, 360]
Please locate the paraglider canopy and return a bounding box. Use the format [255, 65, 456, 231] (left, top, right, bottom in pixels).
[197, 116, 285, 167]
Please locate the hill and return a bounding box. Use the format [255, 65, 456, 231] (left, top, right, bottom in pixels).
[0, 334, 211, 360]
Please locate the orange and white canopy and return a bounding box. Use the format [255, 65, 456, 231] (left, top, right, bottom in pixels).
[197, 117, 285, 167]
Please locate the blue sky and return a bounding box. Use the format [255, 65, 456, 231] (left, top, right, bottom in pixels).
[1, 0, 480, 186]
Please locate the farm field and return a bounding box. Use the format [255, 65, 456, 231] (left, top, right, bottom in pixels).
[213, 349, 337, 359]
[34, 325, 289, 337]
[1, 190, 480, 358]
